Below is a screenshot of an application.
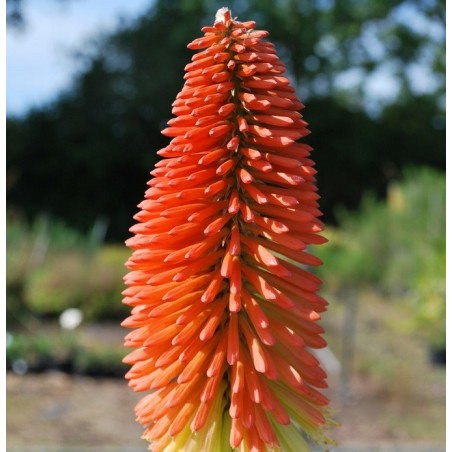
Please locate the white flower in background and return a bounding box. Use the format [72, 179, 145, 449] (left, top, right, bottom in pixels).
[59, 308, 83, 330]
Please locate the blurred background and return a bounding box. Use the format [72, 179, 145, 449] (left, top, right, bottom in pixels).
[6, 0, 445, 450]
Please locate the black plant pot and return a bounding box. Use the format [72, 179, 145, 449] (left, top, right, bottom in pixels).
[429, 346, 446, 366]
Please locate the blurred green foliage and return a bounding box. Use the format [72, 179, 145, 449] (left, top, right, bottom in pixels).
[6, 329, 127, 377]
[6, 0, 445, 240]
[6, 214, 129, 374]
[316, 167, 445, 347]
[6, 0, 445, 375]
[7, 167, 445, 349]
[26, 245, 130, 320]
[72, 345, 127, 377]
[6, 214, 130, 327]
[6, 332, 57, 368]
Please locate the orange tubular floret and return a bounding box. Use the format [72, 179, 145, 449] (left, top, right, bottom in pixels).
[123, 7, 333, 452]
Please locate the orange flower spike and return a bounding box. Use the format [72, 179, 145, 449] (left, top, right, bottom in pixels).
[122, 7, 336, 451]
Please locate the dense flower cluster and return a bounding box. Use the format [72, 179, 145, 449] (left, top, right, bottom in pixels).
[123, 8, 334, 451]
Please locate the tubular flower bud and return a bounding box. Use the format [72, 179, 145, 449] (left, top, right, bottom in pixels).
[123, 7, 336, 451]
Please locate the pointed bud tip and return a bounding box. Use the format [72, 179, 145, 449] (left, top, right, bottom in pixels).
[215, 7, 232, 25]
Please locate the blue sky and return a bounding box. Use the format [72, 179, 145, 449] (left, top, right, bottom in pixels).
[6, 0, 444, 118]
[7, 0, 153, 116]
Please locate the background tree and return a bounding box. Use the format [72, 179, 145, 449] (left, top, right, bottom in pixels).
[6, 0, 445, 241]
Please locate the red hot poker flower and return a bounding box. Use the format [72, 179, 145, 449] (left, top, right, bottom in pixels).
[123, 7, 335, 451]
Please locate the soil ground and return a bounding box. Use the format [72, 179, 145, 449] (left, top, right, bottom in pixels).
[6, 291, 445, 451]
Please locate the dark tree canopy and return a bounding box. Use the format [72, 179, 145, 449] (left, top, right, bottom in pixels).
[6, 0, 445, 240]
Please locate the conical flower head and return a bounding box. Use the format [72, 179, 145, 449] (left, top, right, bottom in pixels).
[123, 8, 335, 451]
